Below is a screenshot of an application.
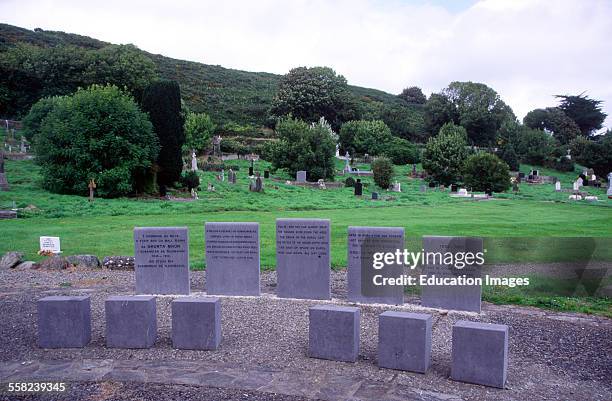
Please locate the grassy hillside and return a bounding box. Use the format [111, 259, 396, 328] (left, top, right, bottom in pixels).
[0, 23, 425, 133]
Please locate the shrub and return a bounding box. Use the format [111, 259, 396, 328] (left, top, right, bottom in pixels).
[552, 157, 575, 172]
[184, 112, 215, 153]
[344, 177, 356, 187]
[22, 96, 61, 141]
[576, 134, 612, 177]
[499, 144, 519, 171]
[383, 137, 420, 165]
[372, 157, 394, 189]
[515, 128, 556, 166]
[32, 84, 159, 197]
[180, 171, 200, 190]
[269, 116, 336, 180]
[141, 80, 185, 186]
[463, 153, 511, 193]
[421, 122, 469, 185]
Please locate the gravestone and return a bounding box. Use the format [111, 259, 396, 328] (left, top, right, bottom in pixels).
[276, 218, 330, 300]
[378, 311, 431, 373]
[205, 222, 260, 295]
[191, 149, 198, 172]
[39, 236, 61, 254]
[354, 179, 363, 196]
[607, 172, 612, 198]
[38, 296, 91, 348]
[134, 227, 190, 295]
[450, 184, 458, 193]
[105, 296, 157, 348]
[172, 297, 221, 350]
[555, 181, 561, 191]
[420, 236, 483, 313]
[255, 175, 263, 192]
[308, 305, 359, 362]
[573, 181, 580, 191]
[451, 320, 509, 388]
[0, 150, 8, 191]
[248, 166, 254, 176]
[371, 192, 379, 200]
[347, 226, 405, 305]
[419, 185, 426, 192]
[296, 170, 307, 183]
[518, 172, 525, 179]
[264, 170, 270, 179]
[392, 182, 401, 192]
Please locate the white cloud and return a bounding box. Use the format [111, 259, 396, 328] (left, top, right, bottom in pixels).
[2, 0, 611, 129]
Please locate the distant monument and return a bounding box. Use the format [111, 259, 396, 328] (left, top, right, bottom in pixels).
[191, 150, 198, 172]
[212, 135, 222, 157]
[608, 172, 612, 198]
[344, 151, 351, 172]
[0, 150, 8, 191]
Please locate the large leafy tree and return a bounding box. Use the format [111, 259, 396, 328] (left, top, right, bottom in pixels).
[141, 80, 185, 186]
[269, 66, 357, 131]
[514, 127, 557, 166]
[339, 120, 393, 155]
[556, 94, 607, 137]
[32, 84, 159, 197]
[575, 132, 612, 177]
[398, 86, 427, 104]
[523, 107, 580, 144]
[0, 43, 157, 118]
[183, 112, 215, 153]
[269, 117, 336, 180]
[425, 82, 515, 146]
[422, 122, 469, 185]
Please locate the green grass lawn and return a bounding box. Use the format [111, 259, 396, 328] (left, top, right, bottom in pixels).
[1, 158, 611, 316]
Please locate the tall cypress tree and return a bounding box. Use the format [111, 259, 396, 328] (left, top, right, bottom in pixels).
[140, 80, 185, 186]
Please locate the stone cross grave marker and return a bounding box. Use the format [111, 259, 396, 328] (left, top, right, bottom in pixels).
[205, 222, 260, 295]
[420, 236, 483, 313]
[347, 226, 405, 305]
[276, 218, 330, 300]
[134, 227, 190, 295]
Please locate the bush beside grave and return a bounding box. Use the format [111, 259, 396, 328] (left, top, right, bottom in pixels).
[372, 157, 394, 189]
[462, 153, 511, 193]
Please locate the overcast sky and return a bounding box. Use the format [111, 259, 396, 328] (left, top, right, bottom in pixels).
[2, 0, 611, 130]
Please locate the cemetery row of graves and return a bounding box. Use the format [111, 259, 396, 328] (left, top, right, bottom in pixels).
[36, 222, 509, 389]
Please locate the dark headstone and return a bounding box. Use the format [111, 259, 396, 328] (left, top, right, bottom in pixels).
[172, 297, 221, 350]
[347, 226, 404, 305]
[276, 218, 330, 300]
[264, 170, 270, 179]
[371, 192, 379, 200]
[105, 296, 157, 348]
[134, 227, 190, 295]
[518, 172, 525, 178]
[0, 210, 17, 219]
[248, 166, 254, 176]
[428, 181, 436, 188]
[205, 222, 260, 295]
[354, 179, 363, 196]
[450, 184, 458, 193]
[451, 320, 509, 388]
[38, 296, 91, 348]
[420, 236, 483, 313]
[378, 311, 432, 373]
[255, 175, 263, 192]
[308, 305, 359, 362]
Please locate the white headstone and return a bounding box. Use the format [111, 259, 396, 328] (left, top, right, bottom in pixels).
[191, 150, 198, 172]
[573, 181, 580, 191]
[40, 236, 61, 254]
[555, 181, 561, 191]
[458, 188, 469, 196]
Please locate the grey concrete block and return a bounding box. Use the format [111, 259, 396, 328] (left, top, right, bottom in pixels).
[421, 236, 483, 312]
[134, 227, 190, 295]
[378, 311, 431, 373]
[347, 226, 405, 305]
[37, 296, 91, 348]
[276, 219, 331, 300]
[451, 320, 509, 388]
[205, 222, 260, 296]
[105, 296, 157, 348]
[308, 305, 359, 362]
[172, 297, 221, 350]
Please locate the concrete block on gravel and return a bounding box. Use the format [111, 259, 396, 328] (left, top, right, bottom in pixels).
[378, 311, 431, 373]
[308, 305, 359, 362]
[172, 297, 221, 350]
[451, 320, 509, 388]
[38, 295, 91, 348]
[105, 296, 157, 348]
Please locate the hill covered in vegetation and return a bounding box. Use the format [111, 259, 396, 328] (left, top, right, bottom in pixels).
[0, 23, 425, 137]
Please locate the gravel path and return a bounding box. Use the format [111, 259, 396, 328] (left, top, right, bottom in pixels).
[0, 268, 610, 401]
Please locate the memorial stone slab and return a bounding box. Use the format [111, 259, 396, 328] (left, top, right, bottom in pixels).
[172, 297, 221, 350]
[38, 296, 91, 348]
[296, 170, 307, 183]
[134, 227, 190, 295]
[105, 296, 157, 349]
[308, 305, 359, 362]
[420, 236, 483, 313]
[276, 218, 330, 300]
[347, 226, 405, 305]
[378, 311, 431, 373]
[39, 236, 61, 254]
[451, 320, 509, 388]
[205, 222, 260, 295]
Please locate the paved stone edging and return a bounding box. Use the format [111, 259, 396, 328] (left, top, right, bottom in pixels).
[0, 359, 463, 401]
